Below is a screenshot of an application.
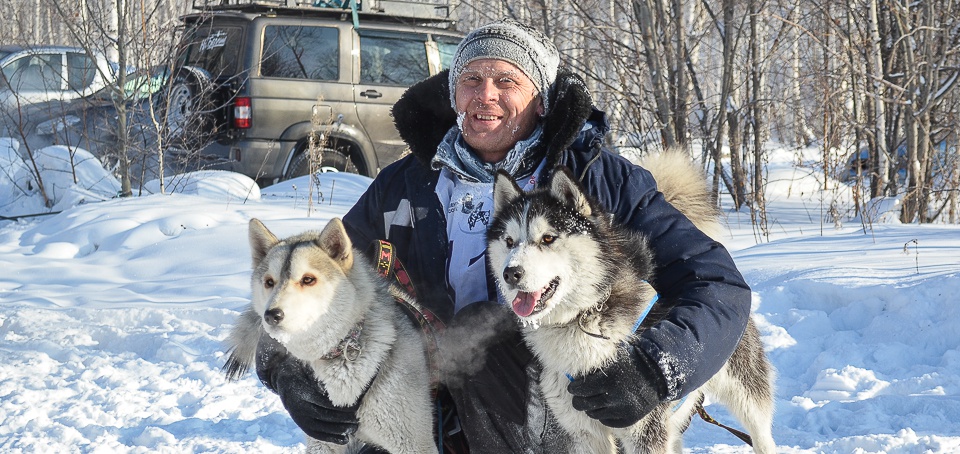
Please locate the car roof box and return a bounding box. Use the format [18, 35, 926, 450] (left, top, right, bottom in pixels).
[192, 0, 453, 23]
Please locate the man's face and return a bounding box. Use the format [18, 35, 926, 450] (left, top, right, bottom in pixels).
[454, 59, 544, 163]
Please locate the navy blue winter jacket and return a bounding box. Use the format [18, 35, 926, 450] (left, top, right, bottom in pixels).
[342, 70, 751, 450]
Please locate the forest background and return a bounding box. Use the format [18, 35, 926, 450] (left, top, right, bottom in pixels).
[2, 0, 959, 228]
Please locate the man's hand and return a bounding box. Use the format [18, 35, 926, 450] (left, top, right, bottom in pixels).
[567, 347, 666, 428]
[256, 332, 361, 444]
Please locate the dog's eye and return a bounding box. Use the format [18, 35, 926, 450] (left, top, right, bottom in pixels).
[542, 235, 556, 245]
[505, 237, 515, 248]
[301, 275, 317, 286]
[264, 277, 275, 289]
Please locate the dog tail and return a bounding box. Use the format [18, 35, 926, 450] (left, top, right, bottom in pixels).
[222, 307, 263, 381]
[639, 149, 725, 241]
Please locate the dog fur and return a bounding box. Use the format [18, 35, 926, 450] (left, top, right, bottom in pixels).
[224, 218, 436, 454]
[486, 154, 776, 453]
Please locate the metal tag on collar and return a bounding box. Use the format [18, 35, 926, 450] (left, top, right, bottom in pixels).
[343, 339, 362, 361]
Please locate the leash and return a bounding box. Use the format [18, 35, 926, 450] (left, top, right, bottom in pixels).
[696, 404, 754, 447]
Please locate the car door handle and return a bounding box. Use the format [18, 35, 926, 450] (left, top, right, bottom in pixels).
[360, 89, 383, 99]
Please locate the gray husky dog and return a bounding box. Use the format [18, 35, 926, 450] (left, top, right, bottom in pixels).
[487, 153, 776, 453]
[223, 218, 437, 454]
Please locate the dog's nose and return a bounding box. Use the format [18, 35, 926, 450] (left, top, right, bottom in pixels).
[264, 308, 284, 326]
[503, 266, 523, 285]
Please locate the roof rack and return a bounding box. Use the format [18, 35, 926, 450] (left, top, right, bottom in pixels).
[191, 0, 453, 23]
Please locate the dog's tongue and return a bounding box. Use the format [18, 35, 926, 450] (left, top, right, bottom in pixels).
[511, 290, 541, 317]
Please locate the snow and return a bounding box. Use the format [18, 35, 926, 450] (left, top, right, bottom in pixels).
[2, 139, 960, 453]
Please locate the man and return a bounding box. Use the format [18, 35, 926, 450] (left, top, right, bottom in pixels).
[254, 20, 751, 452]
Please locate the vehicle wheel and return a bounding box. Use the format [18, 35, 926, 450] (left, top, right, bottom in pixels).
[284, 144, 366, 180]
[159, 69, 215, 150]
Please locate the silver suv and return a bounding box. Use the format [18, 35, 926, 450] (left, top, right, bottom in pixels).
[165, 0, 461, 185]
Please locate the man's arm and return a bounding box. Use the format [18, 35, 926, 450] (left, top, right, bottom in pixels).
[612, 163, 751, 400]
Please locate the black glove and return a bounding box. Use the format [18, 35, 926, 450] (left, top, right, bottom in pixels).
[567, 346, 667, 428]
[439, 301, 534, 452]
[256, 331, 361, 444]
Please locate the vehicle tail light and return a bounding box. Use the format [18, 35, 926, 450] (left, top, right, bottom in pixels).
[233, 97, 251, 129]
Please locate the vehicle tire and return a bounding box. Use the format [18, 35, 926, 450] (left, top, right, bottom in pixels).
[159, 68, 216, 150]
[284, 143, 367, 180]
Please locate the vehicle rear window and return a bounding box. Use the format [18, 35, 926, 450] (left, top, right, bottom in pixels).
[178, 24, 243, 77]
[359, 31, 429, 86]
[261, 25, 339, 81]
[66, 53, 97, 91]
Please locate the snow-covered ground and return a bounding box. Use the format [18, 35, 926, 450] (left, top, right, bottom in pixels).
[1, 140, 958, 453]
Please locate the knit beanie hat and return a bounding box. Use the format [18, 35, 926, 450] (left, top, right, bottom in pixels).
[449, 20, 560, 113]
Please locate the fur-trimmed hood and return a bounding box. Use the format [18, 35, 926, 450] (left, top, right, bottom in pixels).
[391, 69, 607, 171]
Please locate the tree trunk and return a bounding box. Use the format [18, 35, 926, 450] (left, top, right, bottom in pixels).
[866, 0, 889, 198]
[790, 1, 813, 146]
[749, 0, 767, 235]
[669, 0, 689, 146]
[634, 0, 677, 147]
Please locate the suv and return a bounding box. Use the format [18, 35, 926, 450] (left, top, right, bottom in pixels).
[165, 0, 462, 185]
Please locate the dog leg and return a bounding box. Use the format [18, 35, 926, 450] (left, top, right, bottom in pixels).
[567, 434, 617, 454]
[704, 321, 777, 454]
[548, 408, 618, 454]
[665, 391, 704, 453]
[616, 404, 669, 454]
[539, 372, 618, 454]
[707, 376, 776, 454]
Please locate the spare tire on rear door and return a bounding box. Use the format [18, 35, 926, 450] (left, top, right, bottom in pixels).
[159, 67, 217, 151]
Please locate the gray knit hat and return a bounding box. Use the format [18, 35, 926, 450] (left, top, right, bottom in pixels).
[449, 20, 560, 113]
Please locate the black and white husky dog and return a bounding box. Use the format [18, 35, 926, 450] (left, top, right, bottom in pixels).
[486, 153, 776, 453]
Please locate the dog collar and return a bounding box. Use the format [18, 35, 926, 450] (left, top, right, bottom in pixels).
[576, 286, 615, 340]
[577, 283, 659, 340]
[321, 321, 364, 361]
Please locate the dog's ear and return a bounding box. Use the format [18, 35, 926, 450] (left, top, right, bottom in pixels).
[493, 170, 523, 217]
[549, 166, 592, 217]
[249, 218, 279, 266]
[318, 218, 354, 271]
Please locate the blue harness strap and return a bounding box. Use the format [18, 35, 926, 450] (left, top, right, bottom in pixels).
[631, 290, 660, 333]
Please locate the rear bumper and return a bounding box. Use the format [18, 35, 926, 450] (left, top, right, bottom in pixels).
[169, 138, 295, 183]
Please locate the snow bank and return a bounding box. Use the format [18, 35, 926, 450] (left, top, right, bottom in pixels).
[2, 143, 959, 453]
